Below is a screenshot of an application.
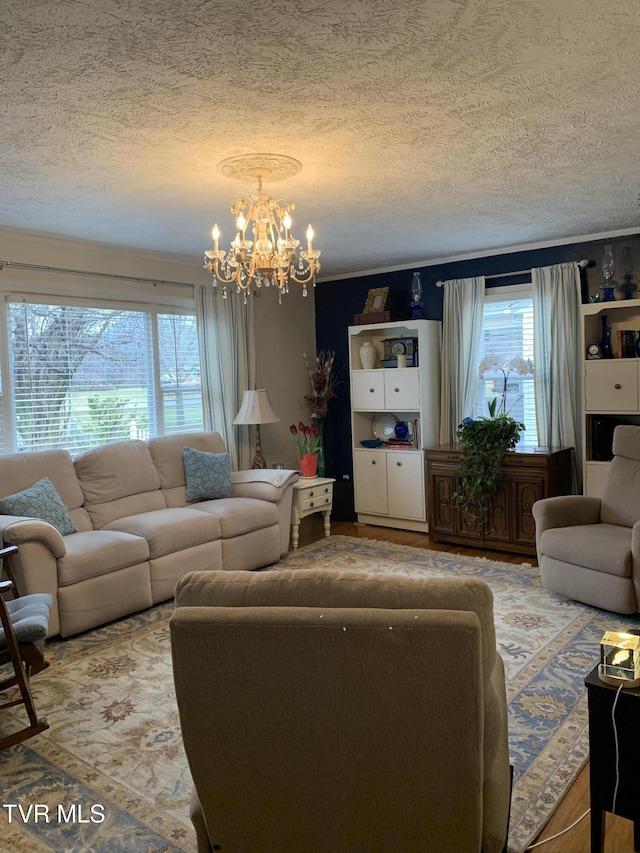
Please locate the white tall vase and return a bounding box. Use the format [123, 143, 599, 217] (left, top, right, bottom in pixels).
[359, 341, 377, 369]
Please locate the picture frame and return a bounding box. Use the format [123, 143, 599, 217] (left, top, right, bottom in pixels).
[363, 287, 389, 314]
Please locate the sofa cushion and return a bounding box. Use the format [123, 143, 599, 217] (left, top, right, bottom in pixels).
[0, 449, 85, 512]
[192, 497, 278, 539]
[1, 477, 77, 535]
[184, 447, 234, 501]
[601, 454, 640, 528]
[75, 440, 165, 528]
[104, 508, 222, 559]
[148, 432, 227, 491]
[57, 530, 150, 586]
[541, 523, 632, 578]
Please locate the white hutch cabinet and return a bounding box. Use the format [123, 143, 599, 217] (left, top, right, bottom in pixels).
[582, 298, 640, 497]
[348, 319, 441, 531]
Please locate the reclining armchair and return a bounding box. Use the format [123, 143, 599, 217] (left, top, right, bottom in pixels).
[533, 425, 640, 614]
[170, 568, 511, 853]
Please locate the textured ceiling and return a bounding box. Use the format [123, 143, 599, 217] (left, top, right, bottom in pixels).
[2, 0, 640, 278]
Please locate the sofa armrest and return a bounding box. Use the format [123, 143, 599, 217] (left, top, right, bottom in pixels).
[231, 470, 300, 557]
[0, 517, 65, 637]
[0, 516, 66, 558]
[231, 469, 300, 503]
[532, 495, 602, 555]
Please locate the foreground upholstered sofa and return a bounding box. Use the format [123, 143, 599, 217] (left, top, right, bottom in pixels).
[0, 432, 298, 637]
[533, 425, 640, 614]
[171, 569, 511, 853]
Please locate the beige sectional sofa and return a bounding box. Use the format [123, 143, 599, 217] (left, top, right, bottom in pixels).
[0, 432, 298, 637]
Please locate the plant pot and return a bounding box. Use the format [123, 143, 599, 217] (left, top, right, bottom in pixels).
[298, 452, 318, 478]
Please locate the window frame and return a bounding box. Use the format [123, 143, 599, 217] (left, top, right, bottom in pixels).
[475, 282, 537, 443]
[0, 290, 203, 455]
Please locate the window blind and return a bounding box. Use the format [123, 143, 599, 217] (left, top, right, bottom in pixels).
[7, 301, 203, 454]
[473, 293, 537, 444]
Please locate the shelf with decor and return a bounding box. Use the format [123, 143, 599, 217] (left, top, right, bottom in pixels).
[581, 298, 640, 497]
[348, 319, 441, 532]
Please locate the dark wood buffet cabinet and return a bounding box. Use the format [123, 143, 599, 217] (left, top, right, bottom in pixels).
[424, 445, 573, 556]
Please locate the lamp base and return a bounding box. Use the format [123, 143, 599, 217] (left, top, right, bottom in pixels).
[251, 450, 267, 469]
[598, 664, 640, 689]
[251, 423, 267, 469]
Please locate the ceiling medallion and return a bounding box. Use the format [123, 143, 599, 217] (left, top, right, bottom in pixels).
[204, 153, 321, 303]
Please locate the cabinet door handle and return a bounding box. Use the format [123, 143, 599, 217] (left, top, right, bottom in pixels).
[323, 488, 329, 493]
[396, 461, 402, 467]
[523, 506, 532, 516]
[614, 383, 622, 389]
[439, 499, 449, 506]
[309, 490, 315, 496]
[369, 388, 375, 393]
[371, 460, 376, 465]
[394, 387, 400, 393]
[310, 501, 315, 507]
[494, 504, 503, 513]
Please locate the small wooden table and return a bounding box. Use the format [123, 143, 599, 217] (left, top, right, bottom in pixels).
[290, 477, 335, 550]
[585, 665, 640, 852]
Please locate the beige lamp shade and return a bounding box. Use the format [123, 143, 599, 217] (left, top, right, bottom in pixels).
[233, 389, 280, 425]
[233, 389, 280, 469]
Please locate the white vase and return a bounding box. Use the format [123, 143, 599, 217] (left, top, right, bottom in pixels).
[359, 341, 377, 369]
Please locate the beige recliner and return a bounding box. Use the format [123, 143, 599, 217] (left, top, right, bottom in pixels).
[533, 425, 640, 614]
[170, 569, 511, 853]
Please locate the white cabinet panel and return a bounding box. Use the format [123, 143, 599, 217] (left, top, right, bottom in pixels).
[383, 369, 421, 410]
[353, 451, 388, 514]
[351, 371, 385, 410]
[585, 361, 639, 412]
[387, 451, 424, 519]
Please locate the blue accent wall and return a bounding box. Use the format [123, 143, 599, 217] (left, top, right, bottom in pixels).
[315, 233, 640, 520]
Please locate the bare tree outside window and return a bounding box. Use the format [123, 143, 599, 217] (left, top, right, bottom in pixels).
[7, 302, 203, 454]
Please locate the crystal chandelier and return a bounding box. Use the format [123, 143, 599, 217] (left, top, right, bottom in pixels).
[203, 154, 321, 303]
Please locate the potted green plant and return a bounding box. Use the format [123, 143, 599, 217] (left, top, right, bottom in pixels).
[453, 355, 531, 530]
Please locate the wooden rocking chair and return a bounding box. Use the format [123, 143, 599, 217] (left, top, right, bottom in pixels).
[0, 545, 53, 750]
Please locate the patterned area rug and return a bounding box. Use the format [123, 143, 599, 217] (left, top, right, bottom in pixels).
[2, 535, 639, 852]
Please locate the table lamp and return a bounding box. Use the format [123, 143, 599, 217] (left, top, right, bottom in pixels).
[599, 631, 640, 688]
[233, 389, 280, 469]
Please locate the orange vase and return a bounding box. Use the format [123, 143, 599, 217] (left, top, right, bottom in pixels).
[298, 452, 318, 478]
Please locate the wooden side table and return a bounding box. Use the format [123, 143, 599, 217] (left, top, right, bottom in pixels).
[290, 477, 335, 550]
[585, 665, 640, 852]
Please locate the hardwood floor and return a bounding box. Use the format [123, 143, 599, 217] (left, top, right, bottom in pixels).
[296, 516, 635, 852]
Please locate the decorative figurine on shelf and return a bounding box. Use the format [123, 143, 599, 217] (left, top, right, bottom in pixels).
[600, 315, 613, 358]
[619, 245, 637, 300]
[409, 271, 424, 319]
[598, 244, 618, 302]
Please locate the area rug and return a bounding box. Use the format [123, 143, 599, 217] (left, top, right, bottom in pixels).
[2, 536, 639, 853]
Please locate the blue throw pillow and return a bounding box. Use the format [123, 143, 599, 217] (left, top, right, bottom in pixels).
[0, 477, 77, 535]
[183, 447, 234, 501]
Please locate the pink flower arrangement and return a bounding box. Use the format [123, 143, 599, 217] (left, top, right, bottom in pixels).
[290, 421, 320, 456]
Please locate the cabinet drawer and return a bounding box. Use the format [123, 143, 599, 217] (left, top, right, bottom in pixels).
[383, 369, 420, 410]
[585, 361, 639, 412]
[300, 493, 332, 512]
[352, 371, 385, 409]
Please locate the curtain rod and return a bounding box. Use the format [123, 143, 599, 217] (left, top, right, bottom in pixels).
[0, 260, 195, 290]
[435, 259, 589, 287]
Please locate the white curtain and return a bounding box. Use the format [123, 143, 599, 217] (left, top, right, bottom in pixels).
[195, 286, 253, 470]
[439, 276, 485, 443]
[532, 262, 583, 492]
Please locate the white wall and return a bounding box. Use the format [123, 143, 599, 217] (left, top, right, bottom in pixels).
[252, 284, 316, 469]
[0, 228, 316, 467]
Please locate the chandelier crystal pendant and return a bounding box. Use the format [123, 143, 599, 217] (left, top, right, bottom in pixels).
[203, 154, 321, 303]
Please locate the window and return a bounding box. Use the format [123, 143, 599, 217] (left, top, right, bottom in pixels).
[473, 285, 537, 444]
[6, 299, 203, 455]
